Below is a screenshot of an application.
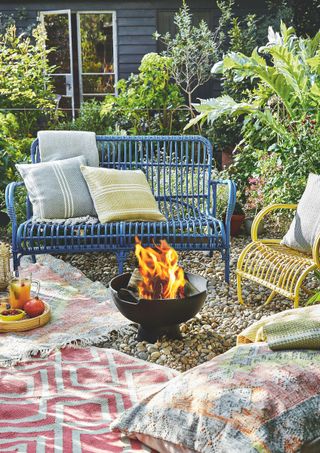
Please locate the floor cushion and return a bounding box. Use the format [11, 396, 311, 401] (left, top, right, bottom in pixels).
[112, 343, 320, 453]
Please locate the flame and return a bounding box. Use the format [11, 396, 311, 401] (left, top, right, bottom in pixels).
[135, 237, 186, 300]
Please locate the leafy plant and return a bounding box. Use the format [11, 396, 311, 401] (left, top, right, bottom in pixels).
[0, 24, 57, 135]
[189, 23, 320, 128]
[187, 23, 320, 206]
[203, 14, 259, 151]
[0, 113, 31, 219]
[101, 53, 185, 135]
[56, 100, 118, 135]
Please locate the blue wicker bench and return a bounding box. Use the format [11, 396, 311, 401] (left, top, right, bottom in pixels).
[6, 135, 236, 281]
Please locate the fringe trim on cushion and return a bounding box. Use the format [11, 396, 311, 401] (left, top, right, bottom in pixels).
[0, 324, 137, 368]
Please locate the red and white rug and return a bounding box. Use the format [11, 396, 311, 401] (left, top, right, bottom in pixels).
[0, 347, 178, 452]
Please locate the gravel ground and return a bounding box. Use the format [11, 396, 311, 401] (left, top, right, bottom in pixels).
[61, 236, 318, 372]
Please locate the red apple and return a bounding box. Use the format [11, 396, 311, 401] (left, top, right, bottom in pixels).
[23, 297, 45, 318]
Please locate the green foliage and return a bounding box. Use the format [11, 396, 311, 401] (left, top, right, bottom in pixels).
[203, 14, 259, 150]
[101, 53, 185, 135]
[187, 23, 320, 208]
[0, 24, 57, 135]
[55, 100, 116, 135]
[0, 113, 31, 215]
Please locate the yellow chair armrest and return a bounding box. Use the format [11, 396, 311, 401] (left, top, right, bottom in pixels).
[312, 233, 320, 268]
[251, 203, 298, 242]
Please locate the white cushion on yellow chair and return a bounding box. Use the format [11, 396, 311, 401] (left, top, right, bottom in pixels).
[281, 173, 320, 253]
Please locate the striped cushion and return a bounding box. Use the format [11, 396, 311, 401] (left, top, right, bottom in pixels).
[81, 166, 166, 223]
[16, 156, 96, 220]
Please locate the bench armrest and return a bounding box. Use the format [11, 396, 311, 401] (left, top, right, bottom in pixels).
[210, 179, 237, 238]
[5, 182, 26, 225]
[251, 203, 298, 242]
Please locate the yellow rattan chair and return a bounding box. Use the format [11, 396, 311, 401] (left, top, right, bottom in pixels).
[236, 204, 320, 308]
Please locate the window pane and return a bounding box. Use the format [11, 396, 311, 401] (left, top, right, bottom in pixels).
[57, 96, 72, 110]
[43, 14, 70, 73]
[80, 13, 114, 73]
[82, 74, 115, 94]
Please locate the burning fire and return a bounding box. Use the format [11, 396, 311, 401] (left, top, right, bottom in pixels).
[135, 237, 186, 300]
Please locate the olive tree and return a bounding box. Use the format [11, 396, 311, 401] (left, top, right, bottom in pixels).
[154, 1, 233, 117]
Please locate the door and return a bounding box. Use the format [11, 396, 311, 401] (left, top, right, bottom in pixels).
[40, 10, 75, 118]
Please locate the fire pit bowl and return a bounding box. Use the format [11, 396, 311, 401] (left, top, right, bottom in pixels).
[109, 272, 207, 343]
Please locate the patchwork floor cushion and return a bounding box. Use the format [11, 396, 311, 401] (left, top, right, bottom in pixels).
[112, 343, 320, 453]
[0, 347, 177, 452]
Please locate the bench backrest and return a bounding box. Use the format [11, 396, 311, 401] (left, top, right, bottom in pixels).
[31, 135, 214, 217]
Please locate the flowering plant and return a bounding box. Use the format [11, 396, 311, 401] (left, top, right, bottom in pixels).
[244, 176, 265, 216]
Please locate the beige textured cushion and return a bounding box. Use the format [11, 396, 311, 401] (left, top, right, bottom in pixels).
[281, 173, 320, 253]
[81, 166, 166, 223]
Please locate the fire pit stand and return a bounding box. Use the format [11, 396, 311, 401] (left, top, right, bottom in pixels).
[109, 272, 208, 343]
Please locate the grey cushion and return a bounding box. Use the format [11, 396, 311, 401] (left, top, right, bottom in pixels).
[38, 130, 99, 167]
[281, 173, 320, 253]
[16, 156, 96, 220]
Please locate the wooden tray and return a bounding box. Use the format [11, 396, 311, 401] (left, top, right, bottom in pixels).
[0, 299, 51, 333]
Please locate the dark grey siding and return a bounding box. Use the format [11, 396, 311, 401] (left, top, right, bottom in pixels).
[0, 0, 267, 96]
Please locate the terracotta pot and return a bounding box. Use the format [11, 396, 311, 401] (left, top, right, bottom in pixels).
[221, 151, 234, 168]
[230, 214, 245, 237]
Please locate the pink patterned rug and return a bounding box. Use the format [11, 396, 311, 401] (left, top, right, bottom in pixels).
[0, 255, 131, 367]
[0, 346, 178, 452]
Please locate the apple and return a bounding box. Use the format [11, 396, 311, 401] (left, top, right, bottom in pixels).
[23, 297, 45, 318]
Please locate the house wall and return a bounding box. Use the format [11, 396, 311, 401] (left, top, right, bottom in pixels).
[0, 0, 267, 97]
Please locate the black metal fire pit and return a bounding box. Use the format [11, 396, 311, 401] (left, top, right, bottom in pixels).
[109, 272, 207, 343]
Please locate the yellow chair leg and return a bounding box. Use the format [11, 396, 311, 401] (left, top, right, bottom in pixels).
[293, 290, 300, 309]
[264, 290, 277, 306]
[237, 274, 245, 305]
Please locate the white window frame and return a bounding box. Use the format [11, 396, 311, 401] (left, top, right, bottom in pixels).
[76, 11, 118, 102]
[39, 10, 75, 118]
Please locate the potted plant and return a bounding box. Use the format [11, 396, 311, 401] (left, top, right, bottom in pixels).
[230, 202, 245, 237]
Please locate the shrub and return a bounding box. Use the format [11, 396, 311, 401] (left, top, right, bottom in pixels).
[0, 113, 31, 218]
[0, 24, 57, 136]
[203, 13, 259, 151]
[101, 53, 186, 135]
[55, 100, 117, 135]
[188, 23, 320, 207]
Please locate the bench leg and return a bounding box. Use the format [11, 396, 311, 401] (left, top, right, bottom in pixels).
[224, 250, 230, 284]
[116, 251, 128, 274]
[12, 252, 20, 274]
[31, 255, 37, 264]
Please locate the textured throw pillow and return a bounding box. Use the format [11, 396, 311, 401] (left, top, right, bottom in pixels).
[38, 130, 99, 167]
[111, 343, 320, 453]
[16, 156, 96, 220]
[80, 166, 166, 223]
[281, 173, 320, 253]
